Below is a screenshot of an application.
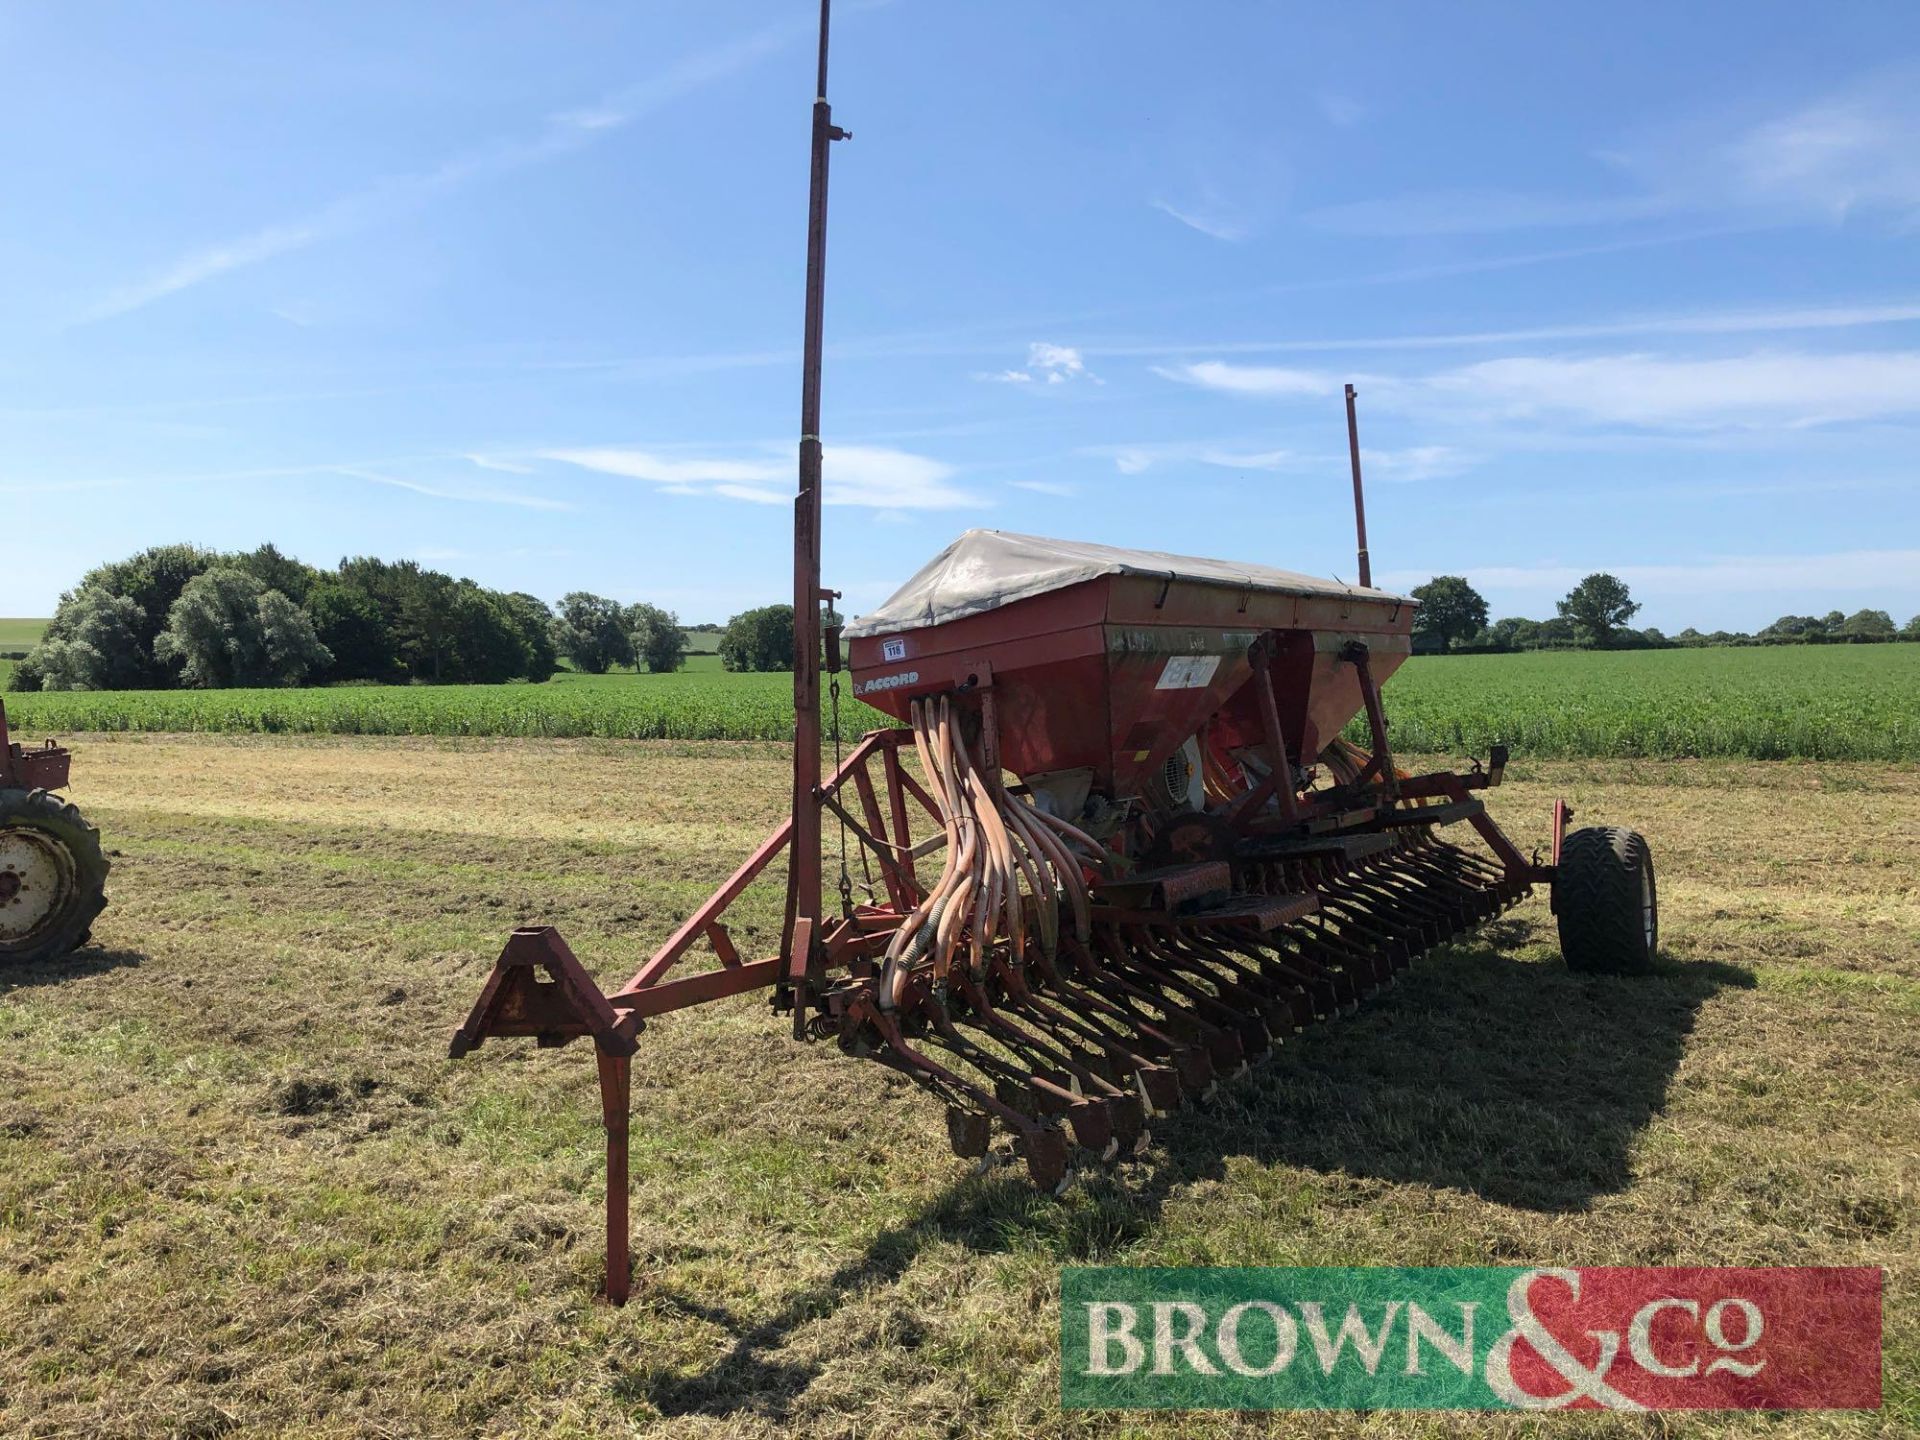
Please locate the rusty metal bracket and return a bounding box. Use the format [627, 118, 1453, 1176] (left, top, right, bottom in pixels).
[449, 926, 637, 1058]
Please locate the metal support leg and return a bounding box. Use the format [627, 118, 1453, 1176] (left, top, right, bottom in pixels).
[595, 1048, 632, 1305]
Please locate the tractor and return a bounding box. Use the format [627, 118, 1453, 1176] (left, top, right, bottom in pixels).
[0, 698, 109, 963]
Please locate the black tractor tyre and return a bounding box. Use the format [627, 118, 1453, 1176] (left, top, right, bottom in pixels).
[0, 787, 110, 965]
[1555, 826, 1656, 975]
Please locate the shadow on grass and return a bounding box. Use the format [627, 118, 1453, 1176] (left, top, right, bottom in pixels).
[0, 945, 143, 991]
[627, 926, 1753, 1419]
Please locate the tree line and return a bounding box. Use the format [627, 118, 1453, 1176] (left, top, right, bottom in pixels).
[18, 548, 1907, 689]
[1408, 572, 1920, 654]
[6, 543, 803, 692]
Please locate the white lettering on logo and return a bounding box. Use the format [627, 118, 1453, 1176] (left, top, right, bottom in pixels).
[1152, 1302, 1220, 1375]
[855, 670, 919, 696]
[1298, 1301, 1403, 1376]
[1484, 1269, 1645, 1411]
[1704, 1299, 1765, 1378]
[1629, 1298, 1700, 1378]
[1156, 654, 1221, 690]
[1486, 1271, 1773, 1407]
[1406, 1302, 1477, 1376]
[1217, 1301, 1297, 1377]
[1084, 1303, 1144, 1375]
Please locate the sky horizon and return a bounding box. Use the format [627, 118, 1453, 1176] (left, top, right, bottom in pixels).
[6, 1, 1919, 634]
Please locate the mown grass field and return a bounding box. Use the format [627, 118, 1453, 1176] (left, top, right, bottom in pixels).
[8, 643, 1920, 761]
[0, 734, 1913, 1437]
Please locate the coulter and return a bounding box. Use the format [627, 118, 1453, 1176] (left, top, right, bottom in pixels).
[451, 2, 1657, 1302]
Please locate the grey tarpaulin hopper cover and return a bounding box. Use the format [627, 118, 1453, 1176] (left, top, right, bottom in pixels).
[843, 529, 1412, 638]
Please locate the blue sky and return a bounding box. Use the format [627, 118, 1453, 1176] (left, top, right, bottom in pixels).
[5, 0, 1918, 632]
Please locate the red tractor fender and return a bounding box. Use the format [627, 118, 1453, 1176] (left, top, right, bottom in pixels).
[0, 699, 72, 792]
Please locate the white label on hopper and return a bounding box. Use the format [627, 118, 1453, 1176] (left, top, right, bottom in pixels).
[1156, 655, 1219, 690]
[881, 638, 907, 662]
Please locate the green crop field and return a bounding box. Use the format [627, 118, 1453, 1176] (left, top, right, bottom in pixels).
[7, 644, 1918, 760]
[552, 654, 728, 677]
[6, 669, 894, 742]
[1374, 644, 1920, 761]
[0, 617, 47, 649]
[1, 619, 47, 689]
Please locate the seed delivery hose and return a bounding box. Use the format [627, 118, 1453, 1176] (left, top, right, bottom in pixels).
[879, 696, 1107, 1011]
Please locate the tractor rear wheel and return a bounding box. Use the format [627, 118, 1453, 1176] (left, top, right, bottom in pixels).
[1555, 826, 1656, 974]
[0, 788, 109, 965]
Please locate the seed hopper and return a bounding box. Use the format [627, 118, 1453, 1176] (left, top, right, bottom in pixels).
[450, 2, 1657, 1303]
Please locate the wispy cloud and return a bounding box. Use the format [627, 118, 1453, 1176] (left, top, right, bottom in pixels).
[1190, 448, 1297, 471]
[1098, 298, 1920, 359]
[340, 467, 572, 511]
[975, 341, 1097, 386]
[1010, 478, 1078, 497]
[269, 299, 324, 328]
[820, 446, 980, 509]
[1156, 349, 1920, 430]
[1030, 342, 1087, 382]
[1360, 445, 1471, 482]
[545, 444, 980, 509]
[1305, 64, 1920, 240]
[1147, 122, 1286, 244]
[1428, 351, 1920, 428]
[1255, 225, 1775, 295]
[1151, 195, 1252, 242]
[1308, 189, 1669, 238]
[84, 219, 336, 324]
[1089, 442, 1298, 476]
[543, 449, 785, 488]
[1718, 68, 1920, 223]
[464, 453, 536, 475]
[1087, 439, 1465, 483]
[1152, 361, 1338, 398]
[0, 455, 455, 496]
[77, 21, 799, 323]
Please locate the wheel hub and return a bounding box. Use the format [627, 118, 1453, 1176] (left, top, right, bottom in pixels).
[0, 827, 75, 946]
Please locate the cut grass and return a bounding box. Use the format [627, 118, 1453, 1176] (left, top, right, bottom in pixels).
[0, 735, 1913, 1436]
